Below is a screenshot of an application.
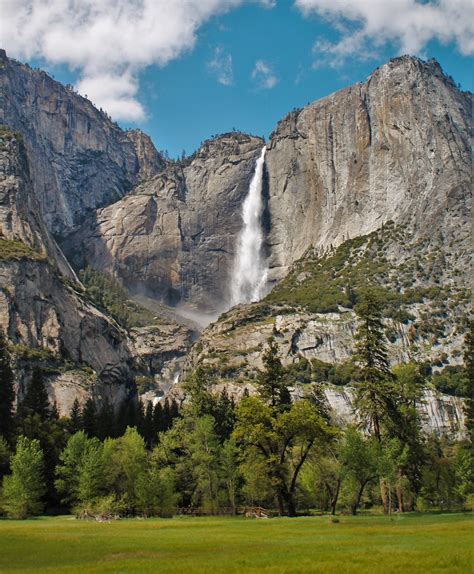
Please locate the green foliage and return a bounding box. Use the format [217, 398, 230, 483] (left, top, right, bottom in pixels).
[431, 365, 469, 397]
[0, 331, 15, 440]
[79, 266, 157, 329]
[339, 427, 379, 515]
[103, 427, 148, 513]
[55, 431, 105, 509]
[309, 358, 358, 386]
[353, 289, 393, 442]
[0, 436, 12, 480]
[234, 396, 334, 516]
[0, 238, 46, 262]
[1, 436, 46, 518]
[21, 367, 50, 420]
[256, 337, 291, 409]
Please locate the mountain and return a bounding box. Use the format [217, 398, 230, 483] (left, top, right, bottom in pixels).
[62, 133, 264, 312]
[0, 127, 135, 412]
[0, 51, 470, 433]
[0, 49, 163, 235]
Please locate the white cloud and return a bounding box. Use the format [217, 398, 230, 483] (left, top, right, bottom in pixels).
[207, 47, 234, 86]
[295, 0, 474, 67]
[0, 0, 273, 121]
[251, 60, 278, 89]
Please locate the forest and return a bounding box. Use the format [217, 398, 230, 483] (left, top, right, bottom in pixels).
[0, 290, 472, 520]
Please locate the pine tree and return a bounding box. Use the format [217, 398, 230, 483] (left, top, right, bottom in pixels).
[352, 289, 393, 442]
[153, 402, 164, 434]
[22, 367, 50, 420]
[2, 436, 46, 518]
[0, 330, 15, 440]
[96, 399, 116, 440]
[82, 398, 97, 438]
[69, 399, 82, 434]
[257, 337, 291, 409]
[143, 401, 155, 448]
[214, 389, 236, 441]
[463, 320, 474, 439]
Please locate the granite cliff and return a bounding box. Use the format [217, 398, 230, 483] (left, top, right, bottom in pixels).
[0, 49, 163, 235]
[0, 51, 470, 435]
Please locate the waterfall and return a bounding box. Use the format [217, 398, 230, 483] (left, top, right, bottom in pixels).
[230, 146, 268, 305]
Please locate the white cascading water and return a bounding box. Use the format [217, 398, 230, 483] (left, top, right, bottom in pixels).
[230, 146, 268, 305]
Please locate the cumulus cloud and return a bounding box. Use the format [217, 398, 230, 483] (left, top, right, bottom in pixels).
[207, 47, 234, 86]
[0, 0, 272, 121]
[295, 0, 474, 67]
[251, 60, 278, 89]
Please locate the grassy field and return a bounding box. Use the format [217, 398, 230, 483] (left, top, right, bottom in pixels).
[0, 513, 471, 573]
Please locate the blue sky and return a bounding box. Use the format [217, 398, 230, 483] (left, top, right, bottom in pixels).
[3, 1, 473, 158]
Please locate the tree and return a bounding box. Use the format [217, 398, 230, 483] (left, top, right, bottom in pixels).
[22, 367, 50, 420]
[68, 399, 82, 434]
[220, 437, 240, 514]
[0, 436, 12, 479]
[234, 397, 333, 516]
[339, 427, 378, 515]
[81, 398, 97, 438]
[462, 320, 474, 439]
[214, 389, 236, 441]
[0, 331, 15, 440]
[187, 415, 221, 513]
[353, 289, 393, 442]
[2, 436, 46, 518]
[55, 431, 105, 510]
[143, 401, 156, 448]
[103, 427, 147, 513]
[96, 400, 116, 440]
[257, 337, 291, 409]
[388, 363, 427, 508]
[135, 464, 177, 517]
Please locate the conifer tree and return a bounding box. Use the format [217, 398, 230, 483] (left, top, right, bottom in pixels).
[257, 337, 291, 409]
[353, 289, 392, 442]
[463, 320, 473, 439]
[96, 399, 116, 440]
[82, 398, 97, 438]
[69, 399, 82, 434]
[22, 367, 50, 420]
[143, 401, 155, 448]
[153, 402, 164, 434]
[0, 330, 15, 440]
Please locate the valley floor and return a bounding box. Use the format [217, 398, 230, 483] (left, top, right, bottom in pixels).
[0, 513, 471, 573]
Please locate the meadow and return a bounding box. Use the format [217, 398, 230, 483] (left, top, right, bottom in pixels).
[0, 513, 471, 574]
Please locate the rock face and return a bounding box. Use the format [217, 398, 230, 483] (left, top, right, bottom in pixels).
[0, 49, 163, 234]
[0, 52, 470, 433]
[320, 387, 466, 439]
[265, 56, 471, 281]
[62, 133, 264, 311]
[0, 129, 135, 413]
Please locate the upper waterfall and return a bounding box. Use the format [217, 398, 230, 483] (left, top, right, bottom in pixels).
[230, 146, 268, 305]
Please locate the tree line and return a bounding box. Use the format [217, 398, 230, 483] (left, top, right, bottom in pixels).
[0, 289, 472, 519]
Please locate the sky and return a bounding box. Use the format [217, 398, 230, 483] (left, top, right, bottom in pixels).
[1, 0, 473, 158]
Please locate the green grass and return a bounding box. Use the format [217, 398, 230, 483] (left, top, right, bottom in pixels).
[0, 514, 470, 573]
[0, 238, 46, 262]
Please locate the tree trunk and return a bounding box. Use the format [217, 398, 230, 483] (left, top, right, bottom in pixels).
[276, 491, 285, 516]
[352, 481, 367, 515]
[380, 478, 389, 514]
[395, 470, 405, 512]
[286, 496, 297, 517]
[330, 479, 341, 516]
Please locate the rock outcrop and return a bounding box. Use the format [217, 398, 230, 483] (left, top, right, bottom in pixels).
[265, 56, 471, 281]
[0, 128, 136, 413]
[0, 49, 163, 234]
[62, 133, 264, 311]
